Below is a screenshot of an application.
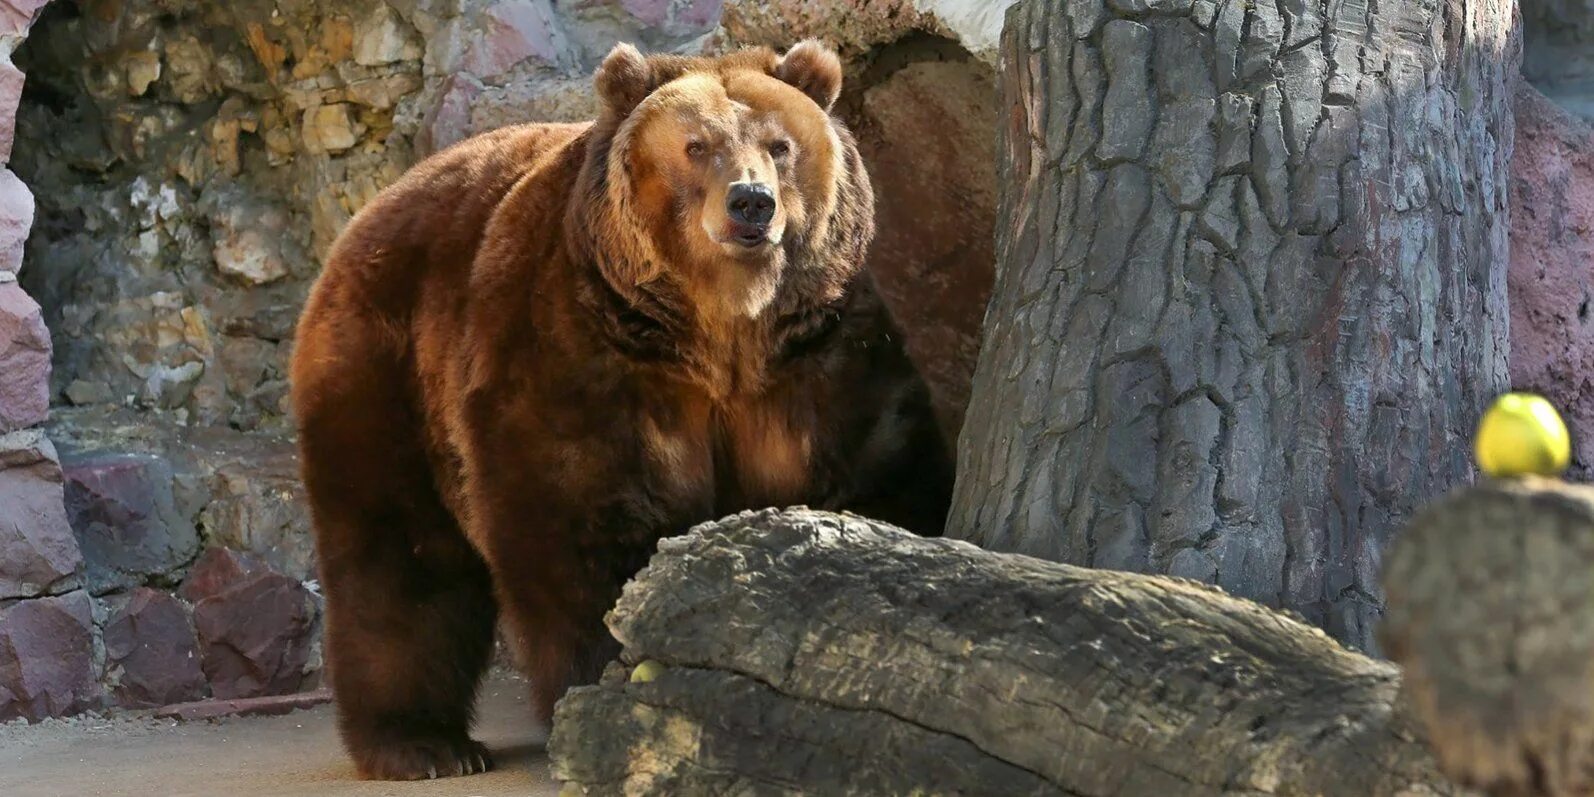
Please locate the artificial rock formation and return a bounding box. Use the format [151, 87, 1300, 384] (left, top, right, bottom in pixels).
[550, 509, 1458, 796]
[1510, 83, 1594, 480]
[948, 0, 1519, 652]
[1523, 0, 1594, 122]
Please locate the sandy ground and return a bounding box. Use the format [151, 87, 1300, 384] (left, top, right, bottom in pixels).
[0, 671, 561, 797]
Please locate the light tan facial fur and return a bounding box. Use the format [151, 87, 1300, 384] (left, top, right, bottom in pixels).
[594, 41, 846, 321]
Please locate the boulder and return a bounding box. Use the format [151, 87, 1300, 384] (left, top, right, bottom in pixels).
[178, 546, 266, 604]
[101, 587, 206, 708]
[190, 564, 317, 700]
[0, 430, 80, 600]
[61, 453, 200, 594]
[0, 590, 101, 722]
[0, 279, 48, 432]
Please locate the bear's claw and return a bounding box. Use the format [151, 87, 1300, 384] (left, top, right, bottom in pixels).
[353, 737, 493, 780]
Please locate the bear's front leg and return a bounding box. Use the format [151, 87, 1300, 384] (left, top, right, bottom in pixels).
[459, 380, 685, 729]
[475, 491, 667, 727]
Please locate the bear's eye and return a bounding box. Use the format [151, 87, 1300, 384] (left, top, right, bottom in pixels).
[769, 140, 792, 158]
[685, 141, 706, 158]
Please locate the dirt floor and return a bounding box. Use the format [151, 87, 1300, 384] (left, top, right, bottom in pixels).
[0, 671, 561, 797]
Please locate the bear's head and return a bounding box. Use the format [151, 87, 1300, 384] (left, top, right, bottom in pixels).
[570, 41, 873, 327]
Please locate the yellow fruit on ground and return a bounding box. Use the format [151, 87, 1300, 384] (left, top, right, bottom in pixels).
[629, 659, 666, 684]
[1475, 392, 1571, 477]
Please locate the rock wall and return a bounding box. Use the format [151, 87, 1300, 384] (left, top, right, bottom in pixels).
[1511, 83, 1594, 479]
[1523, 0, 1594, 122]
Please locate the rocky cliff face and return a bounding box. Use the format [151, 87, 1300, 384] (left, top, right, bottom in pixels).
[1524, 0, 1594, 123]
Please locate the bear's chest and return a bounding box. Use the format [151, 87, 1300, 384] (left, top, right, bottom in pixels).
[639, 391, 819, 514]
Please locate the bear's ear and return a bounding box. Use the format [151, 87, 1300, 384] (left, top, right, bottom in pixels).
[596, 42, 654, 117]
[775, 40, 843, 111]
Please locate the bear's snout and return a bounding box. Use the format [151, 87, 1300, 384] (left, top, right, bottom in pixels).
[726, 182, 777, 243]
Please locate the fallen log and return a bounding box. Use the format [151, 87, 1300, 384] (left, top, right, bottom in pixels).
[549, 508, 1462, 796]
[1384, 478, 1594, 797]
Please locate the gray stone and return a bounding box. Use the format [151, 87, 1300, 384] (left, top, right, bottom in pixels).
[1250, 85, 1291, 227]
[1523, 0, 1594, 122]
[62, 453, 200, 595]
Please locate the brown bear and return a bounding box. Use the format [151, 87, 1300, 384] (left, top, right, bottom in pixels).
[289, 40, 952, 780]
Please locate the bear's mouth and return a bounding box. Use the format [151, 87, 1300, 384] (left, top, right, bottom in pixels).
[727, 221, 773, 249]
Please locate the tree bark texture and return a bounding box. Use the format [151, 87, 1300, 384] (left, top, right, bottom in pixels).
[1384, 479, 1594, 797]
[947, 0, 1520, 653]
[549, 509, 1462, 796]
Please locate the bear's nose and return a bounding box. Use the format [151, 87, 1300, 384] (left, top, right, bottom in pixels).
[726, 183, 776, 227]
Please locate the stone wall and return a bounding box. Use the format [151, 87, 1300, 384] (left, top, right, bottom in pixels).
[1511, 83, 1594, 479]
[1524, 0, 1594, 122]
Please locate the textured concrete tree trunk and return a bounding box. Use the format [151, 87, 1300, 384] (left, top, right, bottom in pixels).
[948, 0, 1519, 651]
[550, 509, 1462, 796]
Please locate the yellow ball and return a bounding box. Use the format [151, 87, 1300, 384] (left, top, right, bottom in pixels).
[629, 660, 666, 684]
[1475, 392, 1571, 477]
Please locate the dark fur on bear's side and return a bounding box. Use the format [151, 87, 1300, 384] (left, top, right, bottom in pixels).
[290, 41, 952, 781]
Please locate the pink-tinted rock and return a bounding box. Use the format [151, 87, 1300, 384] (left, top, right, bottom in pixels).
[0, 590, 101, 721]
[0, 58, 25, 167]
[680, 0, 726, 28]
[621, 0, 671, 26]
[1509, 83, 1594, 476]
[102, 587, 206, 708]
[191, 569, 316, 700]
[457, 0, 561, 80]
[0, 169, 35, 275]
[0, 430, 80, 600]
[154, 688, 331, 722]
[418, 73, 484, 157]
[62, 453, 200, 594]
[0, 0, 50, 40]
[178, 546, 266, 604]
[0, 280, 49, 432]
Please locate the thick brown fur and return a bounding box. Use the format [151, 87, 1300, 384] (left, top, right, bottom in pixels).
[289, 41, 951, 781]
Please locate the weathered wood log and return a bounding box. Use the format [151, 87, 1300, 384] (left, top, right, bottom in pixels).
[1384, 479, 1594, 797]
[549, 508, 1463, 796]
[947, 0, 1519, 652]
